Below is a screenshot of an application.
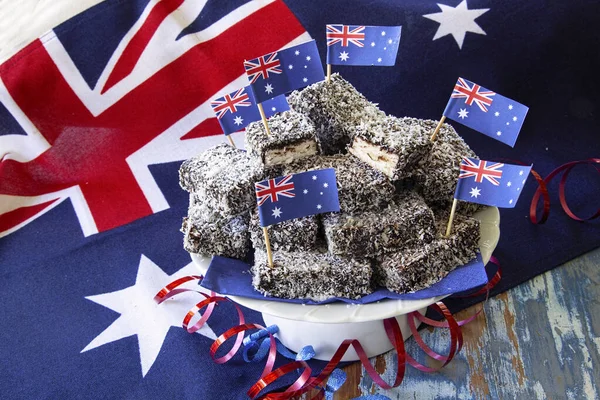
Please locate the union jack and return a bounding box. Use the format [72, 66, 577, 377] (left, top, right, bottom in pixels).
[255, 175, 295, 206]
[244, 52, 282, 84]
[0, 0, 307, 238]
[326, 25, 366, 47]
[451, 77, 496, 112]
[210, 88, 251, 119]
[459, 158, 504, 186]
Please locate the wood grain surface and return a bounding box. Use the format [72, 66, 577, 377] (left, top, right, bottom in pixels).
[331, 247, 600, 399]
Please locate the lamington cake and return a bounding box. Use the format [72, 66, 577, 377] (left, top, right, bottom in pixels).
[249, 212, 320, 253]
[252, 250, 372, 300]
[322, 192, 436, 258]
[348, 116, 432, 181]
[245, 110, 319, 167]
[283, 154, 395, 213]
[375, 214, 481, 293]
[406, 120, 477, 204]
[179, 144, 264, 217]
[182, 203, 250, 259]
[287, 73, 386, 155]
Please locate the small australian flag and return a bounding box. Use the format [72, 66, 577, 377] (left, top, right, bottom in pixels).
[244, 40, 325, 103]
[210, 86, 289, 135]
[454, 157, 532, 208]
[255, 168, 340, 227]
[443, 77, 529, 147]
[326, 24, 401, 66]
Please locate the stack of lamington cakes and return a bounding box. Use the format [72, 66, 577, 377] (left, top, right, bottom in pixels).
[179, 74, 482, 301]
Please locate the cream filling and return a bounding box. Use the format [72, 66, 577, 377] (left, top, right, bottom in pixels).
[348, 137, 398, 178]
[265, 140, 318, 166]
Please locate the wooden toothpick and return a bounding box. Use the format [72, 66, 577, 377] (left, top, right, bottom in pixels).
[326, 64, 332, 83]
[444, 198, 458, 238]
[430, 115, 446, 142]
[262, 227, 274, 268]
[226, 135, 236, 148]
[256, 103, 271, 136]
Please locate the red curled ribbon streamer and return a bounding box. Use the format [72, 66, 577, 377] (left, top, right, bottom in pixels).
[153, 259, 502, 400]
[529, 158, 600, 224]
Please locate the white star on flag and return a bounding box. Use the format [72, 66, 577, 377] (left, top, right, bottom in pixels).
[339, 51, 349, 61]
[371, 42, 376, 46]
[303, 189, 308, 194]
[470, 187, 481, 198]
[233, 116, 243, 126]
[306, 56, 311, 61]
[295, 50, 300, 55]
[265, 84, 274, 94]
[272, 207, 282, 218]
[458, 108, 469, 119]
[312, 175, 317, 180]
[377, 57, 382, 63]
[82, 255, 216, 377]
[495, 112, 500, 117]
[323, 183, 328, 188]
[317, 204, 322, 209]
[513, 116, 518, 121]
[423, 0, 489, 49]
[381, 31, 386, 36]
[497, 131, 502, 136]
[507, 181, 512, 187]
[303, 77, 308, 82]
[509, 104, 514, 110]
[272, 107, 276, 111]
[288, 64, 293, 69]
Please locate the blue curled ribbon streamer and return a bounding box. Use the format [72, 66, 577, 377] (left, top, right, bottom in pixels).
[242, 325, 315, 362]
[324, 368, 346, 400]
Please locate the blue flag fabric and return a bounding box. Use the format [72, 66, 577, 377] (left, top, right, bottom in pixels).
[454, 158, 532, 208]
[211, 86, 289, 135]
[443, 77, 529, 147]
[326, 24, 401, 66]
[244, 40, 325, 103]
[255, 168, 340, 227]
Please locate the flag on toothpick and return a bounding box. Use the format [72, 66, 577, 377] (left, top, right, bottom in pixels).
[443, 77, 529, 147]
[210, 86, 289, 135]
[454, 157, 532, 208]
[255, 168, 340, 227]
[244, 40, 325, 103]
[326, 24, 401, 66]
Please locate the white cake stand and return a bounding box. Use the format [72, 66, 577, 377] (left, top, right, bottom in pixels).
[191, 207, 499, 361]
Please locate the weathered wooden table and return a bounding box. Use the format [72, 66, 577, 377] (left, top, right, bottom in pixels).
[334, 246, 600, 399]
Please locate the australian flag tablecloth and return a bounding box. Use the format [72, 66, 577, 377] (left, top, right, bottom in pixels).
[0, 0, 598, 398]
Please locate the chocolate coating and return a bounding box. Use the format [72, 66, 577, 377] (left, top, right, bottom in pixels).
[249, 211, 320, 253]
[182, 204, 250, 259]
[245, 110, 319, 167]
[287, 73, 385, 155]
[349, 116, 433, 181]
[252, 250, 372, 301]
[323, 191, 435, 258]
[375, 214, 480, 293]
[179, 144, 264, 217]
